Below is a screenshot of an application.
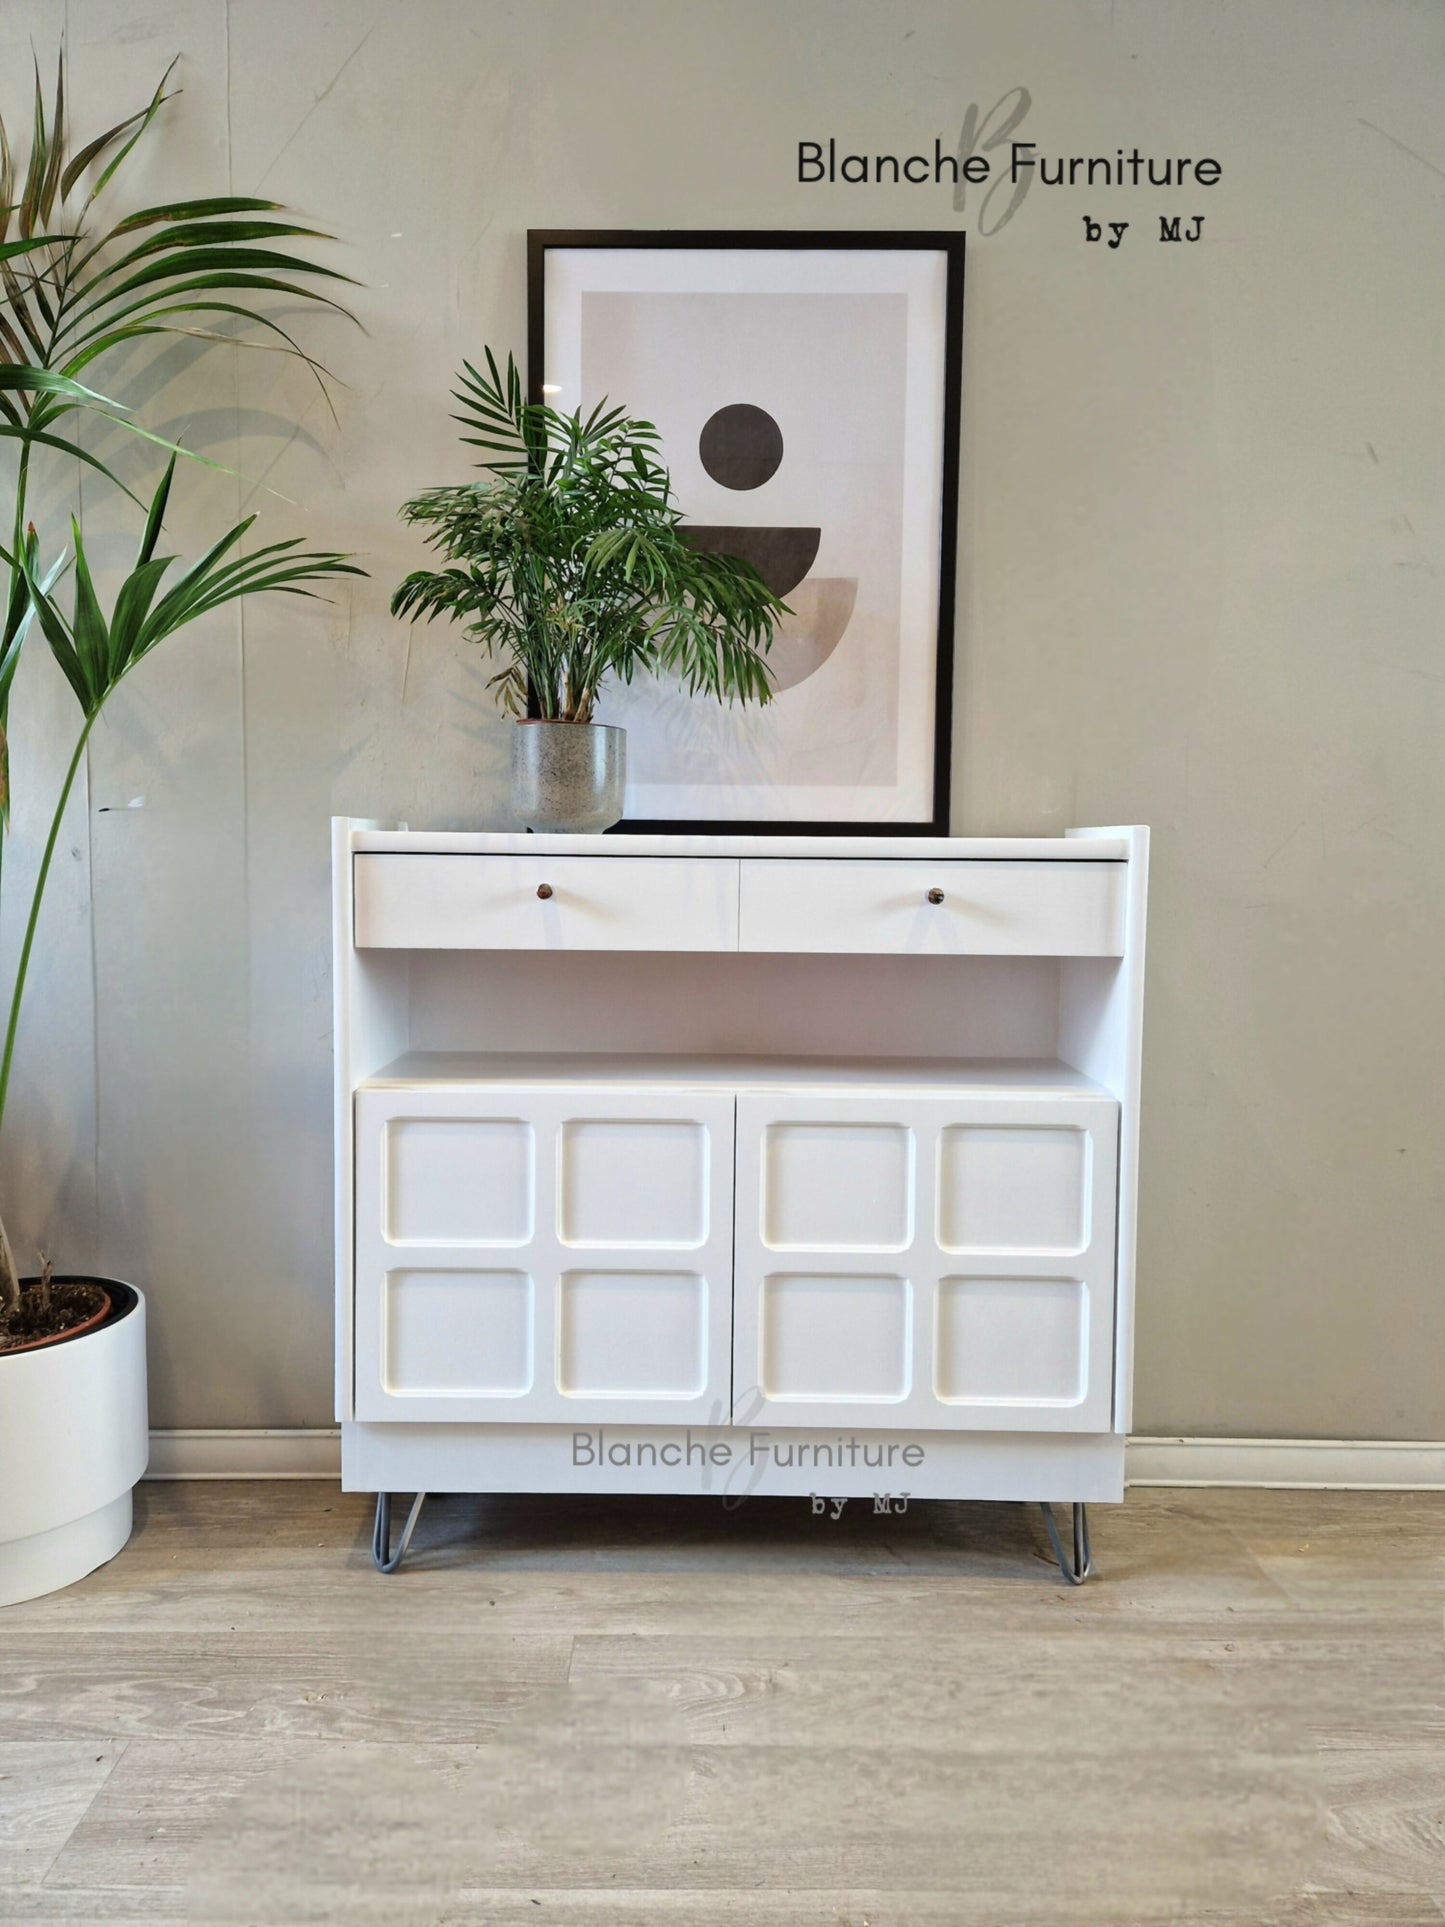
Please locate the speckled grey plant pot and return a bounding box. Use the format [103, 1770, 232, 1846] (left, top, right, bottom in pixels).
[510, 721, 626, 832]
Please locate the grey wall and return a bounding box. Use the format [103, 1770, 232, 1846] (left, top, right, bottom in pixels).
[3, 0, 1441, 1438]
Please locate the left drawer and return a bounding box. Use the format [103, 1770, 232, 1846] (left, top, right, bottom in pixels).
[353, 854, 739, 951]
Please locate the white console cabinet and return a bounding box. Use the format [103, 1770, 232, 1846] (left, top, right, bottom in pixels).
[334, 822, 1148, 1563]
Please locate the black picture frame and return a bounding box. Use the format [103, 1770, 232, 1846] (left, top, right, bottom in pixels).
[527, 229, 965, 837]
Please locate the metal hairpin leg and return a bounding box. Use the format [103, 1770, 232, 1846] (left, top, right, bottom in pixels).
[372, 1491, 427, 1573]
[1038, 1502, 1093, 1585]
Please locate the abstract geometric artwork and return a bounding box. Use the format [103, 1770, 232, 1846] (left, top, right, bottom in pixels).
[529, 232, 964, 831]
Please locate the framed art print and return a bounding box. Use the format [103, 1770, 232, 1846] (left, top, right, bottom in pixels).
[528, 230, 964, 834]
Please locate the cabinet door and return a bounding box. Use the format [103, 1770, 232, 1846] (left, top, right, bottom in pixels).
[733, 1089, 1118, 1432]
[354, 1086, 734, 1423]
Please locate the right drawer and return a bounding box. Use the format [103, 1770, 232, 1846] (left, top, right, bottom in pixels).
[738, 859, 1126, 957]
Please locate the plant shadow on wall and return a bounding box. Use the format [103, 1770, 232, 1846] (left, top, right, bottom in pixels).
[391, 352, 785, 832]
[0, 54, 362, 1601]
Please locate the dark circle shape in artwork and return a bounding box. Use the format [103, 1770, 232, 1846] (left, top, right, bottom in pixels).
[699, 403, 784, 491]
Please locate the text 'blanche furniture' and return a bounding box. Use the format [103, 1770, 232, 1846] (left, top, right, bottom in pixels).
[334, 821, 1148, 1581]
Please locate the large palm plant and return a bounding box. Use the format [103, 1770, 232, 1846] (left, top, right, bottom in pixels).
[0, 56, 361, 1337]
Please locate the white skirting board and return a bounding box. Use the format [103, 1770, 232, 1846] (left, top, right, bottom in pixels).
[145, 1430, 1445, 1490]
[146, 1429, 345, 1480]
[1126, 1436, 1445, 1490]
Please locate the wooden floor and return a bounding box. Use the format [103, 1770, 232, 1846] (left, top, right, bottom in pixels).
[0, 1484, 1441, 1925]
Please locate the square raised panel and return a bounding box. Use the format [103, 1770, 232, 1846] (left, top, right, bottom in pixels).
[761, 1122, 914, 1252]
[760, 1274, 911, 1401]
[559, 1119, 709, 1248]
[384, 1117, 534, 1246]
[383, 1269, 533, 1397]
[935, 1277, 1086, 1405]
[558, 1271, 707, 1398]
[937, 1126, 1088, 1252]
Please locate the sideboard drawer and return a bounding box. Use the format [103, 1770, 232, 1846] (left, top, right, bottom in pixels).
[354, 854, 739, 951]
[738, 859, 1126, 957]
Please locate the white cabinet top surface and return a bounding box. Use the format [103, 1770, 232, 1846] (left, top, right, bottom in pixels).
[340, 821, 1137, 861]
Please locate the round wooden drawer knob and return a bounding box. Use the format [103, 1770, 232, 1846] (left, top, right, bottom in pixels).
[927, 887, 945, 905]
[536, 883, 554, 900]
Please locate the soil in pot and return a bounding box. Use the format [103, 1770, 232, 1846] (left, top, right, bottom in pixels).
[0, 1269, 111, 1355]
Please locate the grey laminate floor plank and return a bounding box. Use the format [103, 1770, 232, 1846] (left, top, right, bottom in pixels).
[0, 1891, 182, 1924]
[3, 1888, 1442, 1925]
[0, 1742, 126, 1886]
[0, 1630, 572, 1743]
[0, 1483, 1440, 1925]
[5, 1623, 1431, 1770]
[42, 1734, 1325, 1903]
[560, 1622, 1440, 1749]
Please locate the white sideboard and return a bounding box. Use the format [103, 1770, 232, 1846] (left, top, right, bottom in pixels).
[333, 821, 1148, 1563]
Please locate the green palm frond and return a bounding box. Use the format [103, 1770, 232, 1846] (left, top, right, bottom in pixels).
[0, 53, 355, 492]
[0, 528, 68, 823]
[21, 457, 364, 722]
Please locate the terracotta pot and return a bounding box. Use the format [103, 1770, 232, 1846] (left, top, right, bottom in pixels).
[1, 1280, 112, 1356]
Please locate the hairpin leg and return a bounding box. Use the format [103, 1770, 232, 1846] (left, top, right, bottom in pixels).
[372, 1491, 427, 1573]
[1038, 1501, 1093, 1585]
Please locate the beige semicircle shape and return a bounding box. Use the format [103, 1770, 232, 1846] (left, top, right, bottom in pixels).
[764, 577, 859, 692]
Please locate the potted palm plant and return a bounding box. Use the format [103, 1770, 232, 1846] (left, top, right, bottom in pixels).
[0, 58, 361, 1606]
[392, 352, 783, 830]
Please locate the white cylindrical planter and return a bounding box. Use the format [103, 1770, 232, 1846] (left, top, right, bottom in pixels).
[0, 1285, 148, 1608]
